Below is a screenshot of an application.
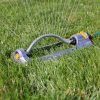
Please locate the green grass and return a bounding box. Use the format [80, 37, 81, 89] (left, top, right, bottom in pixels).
[0, 0, 100, 99]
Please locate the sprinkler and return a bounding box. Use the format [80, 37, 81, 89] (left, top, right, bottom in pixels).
[11, 31, 98, 64]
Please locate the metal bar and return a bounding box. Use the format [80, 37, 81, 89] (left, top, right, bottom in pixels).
[32, 41, 63, 51]
[40, 47, 76, 60]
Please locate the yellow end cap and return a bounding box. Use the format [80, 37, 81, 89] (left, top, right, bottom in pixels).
[80, 31, 88, 39]
[15, 53, 20, 60]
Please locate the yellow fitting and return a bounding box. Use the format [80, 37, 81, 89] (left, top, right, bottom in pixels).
[80, 31, 88, 39]
[15, 52, 20, 60]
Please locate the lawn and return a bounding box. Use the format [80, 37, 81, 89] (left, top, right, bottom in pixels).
[0, 0, 100, 99]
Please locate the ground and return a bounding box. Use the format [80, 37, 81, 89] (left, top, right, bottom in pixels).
[0, 0, 100, 99]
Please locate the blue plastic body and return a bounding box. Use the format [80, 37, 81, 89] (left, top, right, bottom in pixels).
[71, 32, 92, 48]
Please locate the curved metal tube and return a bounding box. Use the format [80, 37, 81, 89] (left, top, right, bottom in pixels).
[26, 34, 72, 54]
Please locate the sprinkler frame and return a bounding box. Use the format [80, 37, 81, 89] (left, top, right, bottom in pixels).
[11, 32, 92, 64]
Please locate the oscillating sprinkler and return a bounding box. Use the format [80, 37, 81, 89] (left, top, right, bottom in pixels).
[11, 31, 98, 64]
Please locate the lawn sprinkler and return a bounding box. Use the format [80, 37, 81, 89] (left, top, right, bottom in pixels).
[11, 31, 100, 64]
